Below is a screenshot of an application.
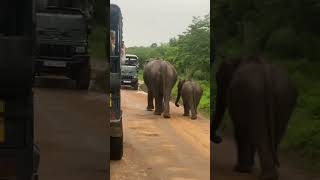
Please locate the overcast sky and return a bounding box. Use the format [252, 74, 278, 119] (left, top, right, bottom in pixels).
[110, 0, 210, 47]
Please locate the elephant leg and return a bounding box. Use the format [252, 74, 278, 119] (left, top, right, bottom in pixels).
[163, 88, 171, 118]
[254, 104, 279, 179]
[257, 140, 279, 180]
[190, 97, 197, 119]
[147, 89, 154, 111]
[233, 128, 255, 173]
[159, 93, 164, 113]
[229, 102, 255, 173]
[255, 114, 279, 180]
[154, 95, 163, 115]
[183, 101, 190, 116]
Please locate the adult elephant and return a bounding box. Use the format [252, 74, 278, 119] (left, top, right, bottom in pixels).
[175, 79, 203, 120]
[212, 56, 298, 180]
[143, 59, 177, 118]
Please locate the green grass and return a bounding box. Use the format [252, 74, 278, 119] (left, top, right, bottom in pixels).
[89, 25, 106, 60]
[138, 70, 143, 81]
[275, 59, 320, 170]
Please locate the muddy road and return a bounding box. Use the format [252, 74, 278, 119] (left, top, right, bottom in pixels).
[111, 89, 210, 180]
[34, 78, 109, 180]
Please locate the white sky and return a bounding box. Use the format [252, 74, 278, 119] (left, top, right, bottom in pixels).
[110, 0, 210, 47]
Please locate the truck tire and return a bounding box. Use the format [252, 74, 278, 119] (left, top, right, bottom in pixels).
[110, 135, 123, 160]
[76, 63, 91, 90]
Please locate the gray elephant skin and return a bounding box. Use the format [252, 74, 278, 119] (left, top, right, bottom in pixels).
[212, 56, 298, 180]
[175, 80, 203, 120]
[143, 59, 177, 118]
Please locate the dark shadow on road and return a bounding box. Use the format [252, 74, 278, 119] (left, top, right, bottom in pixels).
[33, 76, 76, 89]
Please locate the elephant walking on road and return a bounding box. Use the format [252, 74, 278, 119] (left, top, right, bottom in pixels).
[143, 59, 177, 118]
[212, 56, 298, 180]
[175, 80, 203, 120]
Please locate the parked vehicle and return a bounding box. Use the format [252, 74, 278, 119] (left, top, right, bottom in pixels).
[121, 54, 139, 90]
[34, 2, 91, 89]
[109, 4, 123, 160]
[0, 0, 39, 179]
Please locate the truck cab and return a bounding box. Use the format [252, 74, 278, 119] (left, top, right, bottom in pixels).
[34, 1, 91, 89]
[109, 4, 124, 160]
[121, 54, 139, 90]
[0, 0, 39, 179]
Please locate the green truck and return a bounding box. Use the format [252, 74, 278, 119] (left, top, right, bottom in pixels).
[121, 54, 139, 90]
[34, 1, 92, 89]
[110, 4, 124, 160]
[0, 0, 39, 179]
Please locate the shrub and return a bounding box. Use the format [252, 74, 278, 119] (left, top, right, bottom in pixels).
[266, 28, 302, 58]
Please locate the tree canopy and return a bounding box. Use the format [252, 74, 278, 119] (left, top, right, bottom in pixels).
[213, 0, 320, 61]
[128, 14, 210, 81]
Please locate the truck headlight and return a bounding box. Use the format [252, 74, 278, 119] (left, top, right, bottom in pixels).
[75, 46, 86, 53]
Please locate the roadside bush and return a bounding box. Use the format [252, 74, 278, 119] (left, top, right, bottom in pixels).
[299, 32, 320, 62]
[266, 28, 302, 58]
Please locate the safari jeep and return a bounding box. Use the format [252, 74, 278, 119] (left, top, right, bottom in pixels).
[0, 0, 39, 179]
[34, 4, 91, 89]
[109, 4, 124, 160]
[121, 54, 139, 90]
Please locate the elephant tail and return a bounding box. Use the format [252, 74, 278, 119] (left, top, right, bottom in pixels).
[263, 64, 279, 167]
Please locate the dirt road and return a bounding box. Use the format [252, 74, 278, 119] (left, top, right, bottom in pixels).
[34, 78, 109, 180]
[212, 132, 320, 180]
[111, 89, 210, 180]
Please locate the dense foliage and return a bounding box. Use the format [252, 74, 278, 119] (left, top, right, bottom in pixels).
[128, 15, 210, 80]
[128, 14, 210, 114]
[213, 0, 320, 169]
[213, 0, 320, 60]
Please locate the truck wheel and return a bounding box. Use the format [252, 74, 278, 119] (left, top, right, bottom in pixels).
[33, 174, 39, 180]
[76, 63, 91, 90]
[110, 136, 123, 160]
[133, 82, 139, 90]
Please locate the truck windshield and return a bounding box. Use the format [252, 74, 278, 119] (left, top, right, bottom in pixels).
[125, 57, 138, 66]
[124, 60, 137, 66]
[37, 12, 86, 41]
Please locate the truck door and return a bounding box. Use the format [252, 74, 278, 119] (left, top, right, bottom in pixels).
[0, 0, 36, 179]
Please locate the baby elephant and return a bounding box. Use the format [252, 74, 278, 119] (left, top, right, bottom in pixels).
[175, 80, 203, 119]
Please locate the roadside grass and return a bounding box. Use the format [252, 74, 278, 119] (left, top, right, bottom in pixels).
[89, 25, 106, 60]
[275, 59, 320, 171]
[138, 70, 210, 118]
[138, 70, 143, 81]
[213, 54, 320, 171]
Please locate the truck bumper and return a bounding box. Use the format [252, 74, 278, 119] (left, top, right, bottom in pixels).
[121, 78, 138, 85]
[34, 55, 90, 74]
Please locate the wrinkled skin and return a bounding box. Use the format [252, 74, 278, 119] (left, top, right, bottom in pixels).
[213, 56, 298, 180]
[175, 80, 203, 120]
[143, 59, 177, 118]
